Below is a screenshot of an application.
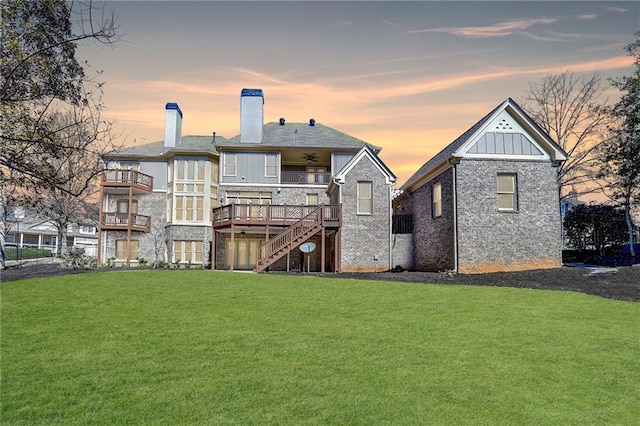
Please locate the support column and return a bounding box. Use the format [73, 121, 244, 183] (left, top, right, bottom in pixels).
[230, 224, 235, 271]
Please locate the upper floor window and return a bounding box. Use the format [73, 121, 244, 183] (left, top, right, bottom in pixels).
[357, 181, 373, 215]
[497, 173, 518, 212]
[265, 153, 278, 178]
[224, 153, 237, 176]
[79, 225, 96, 235]
[117, 199, 138, 214]
[176, 159, 205, 181]
[109, 161, 139, 171]
[432, 182, 442, 218]
[175, 195, 204, 222]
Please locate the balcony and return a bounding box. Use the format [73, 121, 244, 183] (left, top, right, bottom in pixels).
[99, 212, 151, 232]
[212, 203, 341, 228]
[101, 169, 153, 194]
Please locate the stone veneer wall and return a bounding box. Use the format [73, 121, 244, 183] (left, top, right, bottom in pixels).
[391, 234, 414, 270]
[339, 157, 391, 272]
[455, 159, 562, 273]
[409, 168, 455, 272]
[103, 192, 168, 265]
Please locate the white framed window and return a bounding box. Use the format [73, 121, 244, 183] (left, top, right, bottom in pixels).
[265, 153, 278, 178]
[173, 240, 204, 263]
[224, 153, 237, 176]
[357, 181, 373, 215]
[175, 159, 205, 181]
[307, 193, 318, 205]
[497, 173, 517, 211]
[174, 195, 204, 222]
[432, 182, 442, 218]
[79, 225, 96, 235]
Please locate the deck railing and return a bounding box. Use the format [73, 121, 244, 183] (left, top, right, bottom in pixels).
[102, 169, 153, 190]
[212, 204, 341, 227]
[280, 171, 332, 185]
[100, 212, 151, 232]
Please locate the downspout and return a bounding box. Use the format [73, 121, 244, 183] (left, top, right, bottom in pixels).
[452, 162, 459, 273]
[389, 185, 393, 271]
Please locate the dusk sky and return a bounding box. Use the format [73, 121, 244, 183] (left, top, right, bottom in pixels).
[80, 1, 638, 187]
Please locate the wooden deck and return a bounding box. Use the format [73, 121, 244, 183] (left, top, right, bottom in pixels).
[212, 204, 341, 228]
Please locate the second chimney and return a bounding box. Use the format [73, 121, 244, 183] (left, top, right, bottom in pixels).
[164, 103, 182, 148]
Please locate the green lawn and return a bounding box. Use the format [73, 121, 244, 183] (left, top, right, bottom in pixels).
[2, 271, 638, 425]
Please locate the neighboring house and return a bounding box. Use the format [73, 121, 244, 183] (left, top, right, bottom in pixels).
[4, 212, 98, 256]
[560, 195, 584, 249]
[98, 89, 396, 272]
[396, 98, 568, 273]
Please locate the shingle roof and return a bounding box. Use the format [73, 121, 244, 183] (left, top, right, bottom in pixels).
[401, 101, 503, 191]
[216, 122, 381, 151]
[107, 135, 223, 158]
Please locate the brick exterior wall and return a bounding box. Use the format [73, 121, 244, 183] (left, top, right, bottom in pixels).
[409, 168, 456, 271]
[456, 159, 562, 273]
[339, 157, 392, 272]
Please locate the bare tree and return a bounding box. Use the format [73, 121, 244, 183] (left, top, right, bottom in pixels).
[1, 0, 119, 193]
[520, 71, 613, 200]
[16, 108, 116, 256]
[0, 0, 120, 264]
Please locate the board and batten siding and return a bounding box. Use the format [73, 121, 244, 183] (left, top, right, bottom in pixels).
[332, 153, 355, 175]
[221, 152, 279, 185]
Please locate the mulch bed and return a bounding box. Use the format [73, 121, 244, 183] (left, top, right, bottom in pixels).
[2, 263, 638, 302]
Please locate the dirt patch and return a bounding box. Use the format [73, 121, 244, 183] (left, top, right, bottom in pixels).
[2, 263, 638, 302]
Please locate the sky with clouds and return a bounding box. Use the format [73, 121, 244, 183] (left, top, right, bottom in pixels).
[80, 1, 638, 187]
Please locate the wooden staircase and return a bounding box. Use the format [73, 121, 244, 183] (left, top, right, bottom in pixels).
[255, 206, 324, 272]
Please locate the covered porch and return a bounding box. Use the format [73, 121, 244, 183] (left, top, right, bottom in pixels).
[211, 204, 342, 272]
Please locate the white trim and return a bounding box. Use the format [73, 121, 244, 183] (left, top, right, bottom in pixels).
[334, 147, 396, 185]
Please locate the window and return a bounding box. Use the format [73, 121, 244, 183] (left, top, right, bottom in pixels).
[173, 240, 204, 263]
[117, 200, 138, 214]
[432, 182, 442, 218]
[497, 174, 517, 211]
[307, 166, 327, 184]
[265, 153, 278, 177]
[175, 159, 205, 181]
[79, 225, 96, 235]
[116, 240, 139, 259]
[224, 153, 237, 176]
[174, 195, 204, 222]
[226, 191, 272, 205]
[357, 181, 373, 215]
[307, 193, 318, 206]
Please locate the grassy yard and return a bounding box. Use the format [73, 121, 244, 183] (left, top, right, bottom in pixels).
[2, 271, 638, 425]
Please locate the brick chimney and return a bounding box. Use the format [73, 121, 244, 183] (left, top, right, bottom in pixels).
[164, 103, 182, 148]
[240, 89, 263, 143]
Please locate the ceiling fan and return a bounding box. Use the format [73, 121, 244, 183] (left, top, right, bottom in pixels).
[302, 153, 318, 164]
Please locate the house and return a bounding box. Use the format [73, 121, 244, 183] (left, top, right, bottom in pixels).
[4, 211, 98, 256]
[395, 98, 568, 273]
[98, 89, 396, 272]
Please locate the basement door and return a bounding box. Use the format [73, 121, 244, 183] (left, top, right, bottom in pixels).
[225, 238, 262, 270]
